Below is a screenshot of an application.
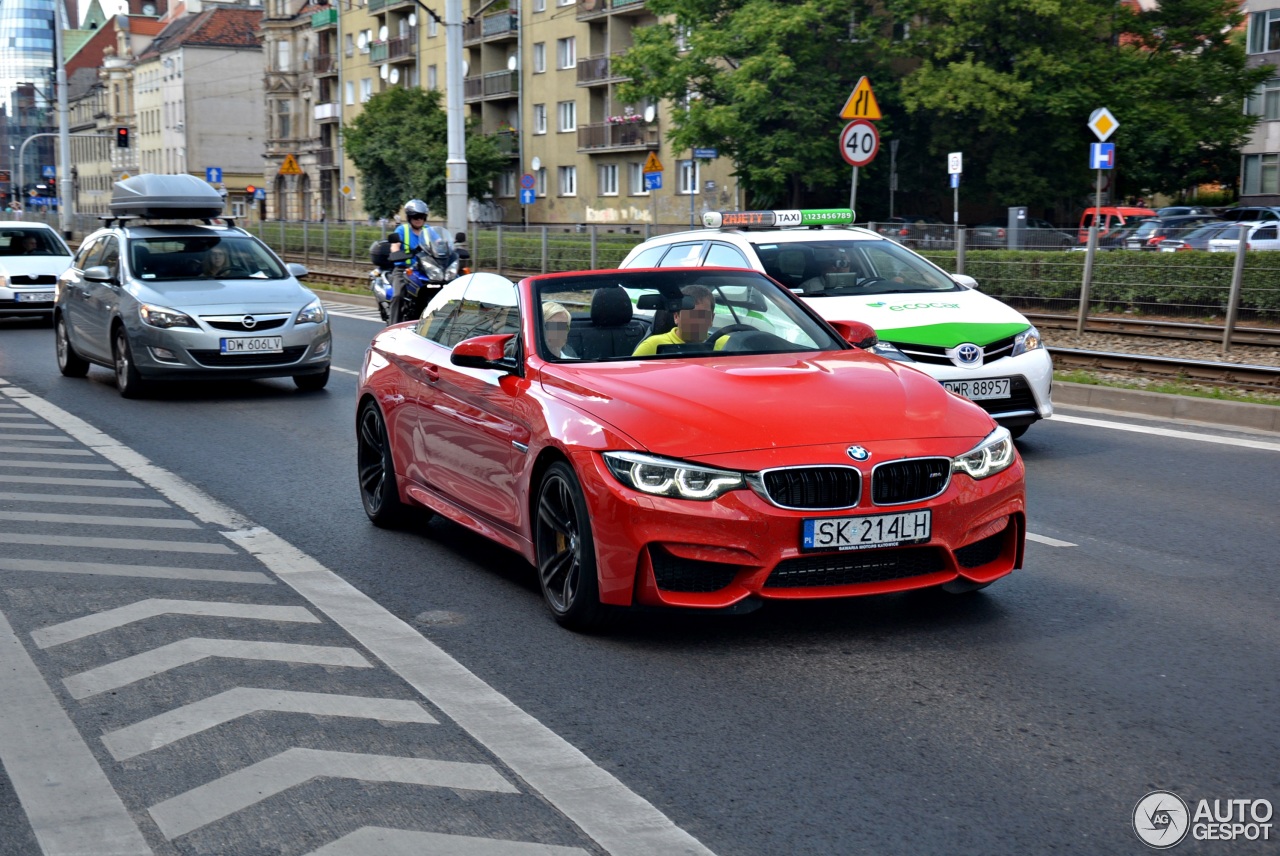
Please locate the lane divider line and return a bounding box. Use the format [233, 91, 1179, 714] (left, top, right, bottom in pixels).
[1053, 413, 1280, 451]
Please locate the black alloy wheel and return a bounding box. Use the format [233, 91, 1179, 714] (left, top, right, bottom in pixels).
[534, 461, 605, 630]
[113, 327, 148, 398]
[357, 400, 414, 527]
[55, 315, 89, 378]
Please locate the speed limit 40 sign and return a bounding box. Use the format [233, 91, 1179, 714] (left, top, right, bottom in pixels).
[840, 119, 879, 167]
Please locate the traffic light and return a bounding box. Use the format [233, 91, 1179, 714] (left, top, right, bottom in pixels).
[116, 127, 129, 148]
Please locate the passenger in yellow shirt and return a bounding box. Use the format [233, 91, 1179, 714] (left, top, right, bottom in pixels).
[633, 284, 717, 356]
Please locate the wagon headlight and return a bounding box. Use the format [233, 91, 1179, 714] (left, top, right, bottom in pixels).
[871, 341, 912, 362]
[603, 451, 744, 501]
[139, 303, 196, 328]
[1011, 325, 1042, 356]
[952, 426, 1016, 480]
[296, 299, 326, 325]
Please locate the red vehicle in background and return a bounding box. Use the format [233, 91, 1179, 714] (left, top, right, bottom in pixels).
[1077, 205, 1156, 244]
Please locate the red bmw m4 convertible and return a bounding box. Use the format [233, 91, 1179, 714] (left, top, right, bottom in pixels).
[357, 267, 1025, 630]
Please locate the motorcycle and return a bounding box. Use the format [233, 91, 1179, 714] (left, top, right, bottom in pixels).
[386, 230, 468, 325]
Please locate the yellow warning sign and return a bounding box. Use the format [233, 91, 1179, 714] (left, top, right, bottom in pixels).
[643, 152, 664, 173]
[279, 153, 304, 176]
[839, 77, 882, 121]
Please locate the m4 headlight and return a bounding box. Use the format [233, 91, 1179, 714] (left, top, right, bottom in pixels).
[871, 341, 912, 362]
[603, 451, 744, 501]
[139, 303, 196, 329]
[952, 426, 1016, 480]
[296, 299, 326, 325]
[1011, 325, 1042, 357]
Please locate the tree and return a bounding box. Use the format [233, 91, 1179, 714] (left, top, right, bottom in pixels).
[342, 87, 509, 218]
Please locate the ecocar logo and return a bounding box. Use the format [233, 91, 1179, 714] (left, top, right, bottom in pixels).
[866, 302, 886, 308]
[888, 302, 962, 311]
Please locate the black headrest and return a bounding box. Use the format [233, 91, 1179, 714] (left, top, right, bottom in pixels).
[591, 285, 633, 327]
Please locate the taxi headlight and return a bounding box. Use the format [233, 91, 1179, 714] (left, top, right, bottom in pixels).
[296, 299, 326, 325]
[952, 426, 1016, 480]
[1011, 325, 1042, 356]
[139, 303, 196, 329]
[603, 451, 744, 501]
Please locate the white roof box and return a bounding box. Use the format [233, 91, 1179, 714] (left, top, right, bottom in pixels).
[110, 174, 224, 219]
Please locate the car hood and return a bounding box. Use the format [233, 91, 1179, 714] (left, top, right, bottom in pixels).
[540, 350, 994, 458]
[1, 256, 72, 277]
[128, 278, 315, 312]
[800, 287, 1031, 348]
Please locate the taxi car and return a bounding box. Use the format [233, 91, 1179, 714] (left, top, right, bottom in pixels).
[0, 223, 73, 322]
[55, 174, 331, 397]
[619, 209, 1052, 436]
[356, 267, 1026, 630]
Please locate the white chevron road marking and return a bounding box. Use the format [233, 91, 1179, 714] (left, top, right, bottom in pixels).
[148, 748, 516, 839]
[102, 688, 436, 760]
[0, 557, 273, 585]
[33, 599, 318, 649]
[63, 638, 371, 699]
[308, 827, 589, 856]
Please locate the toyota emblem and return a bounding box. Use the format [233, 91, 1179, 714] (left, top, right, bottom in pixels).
[956, 343, 981, 364]
[241, 315, 257, 329]
[846, 445, 870, 462]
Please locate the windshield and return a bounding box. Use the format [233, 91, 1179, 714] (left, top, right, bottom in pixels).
[2, 228, 69, 256]
[536, 269, 846, 362]
[1131, 220, 1159, 239]
[129, 235, 288, 281]
[750, 238, 960, 297]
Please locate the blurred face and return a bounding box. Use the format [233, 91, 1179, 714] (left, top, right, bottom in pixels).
[22, 236, 36, 250]
[209, 248, 229, 268]
[545, 311, 570, 354]
[408, 213, 426, 227]
[676, 298, 714, 342]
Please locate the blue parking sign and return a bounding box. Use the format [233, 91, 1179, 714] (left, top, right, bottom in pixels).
[644, 172, 662, 191]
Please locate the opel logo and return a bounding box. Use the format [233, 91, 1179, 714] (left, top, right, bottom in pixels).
[846, 445, 870, 462]
[956, 343, 981, 364]
[241, 315, 257, 329]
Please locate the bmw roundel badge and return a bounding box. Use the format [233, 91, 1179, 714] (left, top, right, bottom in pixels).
[846, 445, 870, 462]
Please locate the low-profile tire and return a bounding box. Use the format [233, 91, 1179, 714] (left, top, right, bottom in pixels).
[112, 326, 149, 398]
[294, 367, 330, 391]
[357, 400, 414, 527]
[55, 315, 89, 378]
[535, 461, 606, 631]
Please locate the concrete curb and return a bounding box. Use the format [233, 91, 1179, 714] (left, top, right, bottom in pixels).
[312, 289, 1280, 435]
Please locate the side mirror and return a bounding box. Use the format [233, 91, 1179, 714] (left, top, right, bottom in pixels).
[952, 274, 979, 290]
[83, 265, 114, 283]
[287, 262, 310, 280]
[451, 334, 518, 372]
[828, 319, 878, 350]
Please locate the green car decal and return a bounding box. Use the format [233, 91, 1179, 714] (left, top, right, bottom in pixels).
[876, 321, 1029, 348]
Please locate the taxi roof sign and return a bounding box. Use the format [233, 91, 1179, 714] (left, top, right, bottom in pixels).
[279, 153, 304, 176]
[839, 77, 882, 121]
[703, 209, 855, 229]
[643, 152, 664, 173]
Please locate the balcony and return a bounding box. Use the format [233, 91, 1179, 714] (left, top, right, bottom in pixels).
[578, 119, 660, 152]
[388, 28, 417, 61]
[313, 53, 337, 75]
[464, 70, 519, 102]
[577, 53, 628, 86]
[315, 147, 339, 168]
[577, 0, 648, 18]
[610, 0, 648, 13]
[464, 11, 518, 44]
[314, 102, 341, 122]
[493, 130, 517, 156]
[369, 41, 388, 64]
[311, 8, 337, 28]
[367, 0, 387, 11]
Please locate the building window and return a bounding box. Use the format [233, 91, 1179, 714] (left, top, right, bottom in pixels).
[557, 100, 576, 132]
[498, 169, 517, 197]
[360, 30, 372, 53]
[345, 80, 355, 105]
[429, 16, 438, 37]
[559, 165, 577, 196]
[534, 0, 545, 10]
[536, 167, 547, 197]
[557, 37, 576, 69]
[428, 64, 438, 90]
[275, 100, 292, 139]
[533, 42, 546, 73]
[276, 40, 291, 72]
[533, 103, 547, 134]
[1250, 10, 1280, 54]
[599, 163, 618, 196]
[674, 24, 691, 52]
[360, 78, 373, 102]
[1247, 77, 1280, 120]
[678, 159, 700, 194]
[345, 33, 354, 57]
[1243, 153, 1280, 195]
[628, 162, 649, 196]
[558, 0, 573, 6]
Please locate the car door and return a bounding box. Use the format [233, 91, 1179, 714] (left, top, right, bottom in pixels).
[62, 236, 102, 347]
[81, 235, 123, 360]
[1249, 223, 1280, 250]
[415, 274, 532, 533]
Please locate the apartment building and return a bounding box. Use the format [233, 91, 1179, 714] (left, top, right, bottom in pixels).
[1243, 1, 1280, 206]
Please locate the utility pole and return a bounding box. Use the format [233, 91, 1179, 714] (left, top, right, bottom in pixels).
[54, 3, 72, 238]
[444, 0, 466, 237]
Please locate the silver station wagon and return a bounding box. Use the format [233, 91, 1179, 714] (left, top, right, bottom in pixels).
[55, 175, 331, 397]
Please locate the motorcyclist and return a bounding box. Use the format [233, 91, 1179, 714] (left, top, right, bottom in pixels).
[387, 198, 445, 324]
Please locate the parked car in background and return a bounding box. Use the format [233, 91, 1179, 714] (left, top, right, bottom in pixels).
[1216, 206, 1280, 222]
[0, 223, 73, 323]
[1123, 215, 1222, 251]
[875, 216, 952, 248]
[1069, 224, 1143, 252]
[1158, 221, 1240, 252]
[970, 218, 1074, 249]
[1077, 206, 1157, 244]
[1207, 220, 1280, 252]
[1156, 205, 1212, 217]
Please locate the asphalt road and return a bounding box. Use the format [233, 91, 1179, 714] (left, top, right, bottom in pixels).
[0, 306, 1276, 856]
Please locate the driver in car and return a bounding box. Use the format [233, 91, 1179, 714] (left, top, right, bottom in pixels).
[800, 250, 850, 293]
[632, 284, 719, 356]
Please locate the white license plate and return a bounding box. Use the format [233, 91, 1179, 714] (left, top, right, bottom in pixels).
[943, 377, 1011, 401]
[802, 510, 931, 552]
[220, 336, 283, 354]
[15, 291, 54, 302]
